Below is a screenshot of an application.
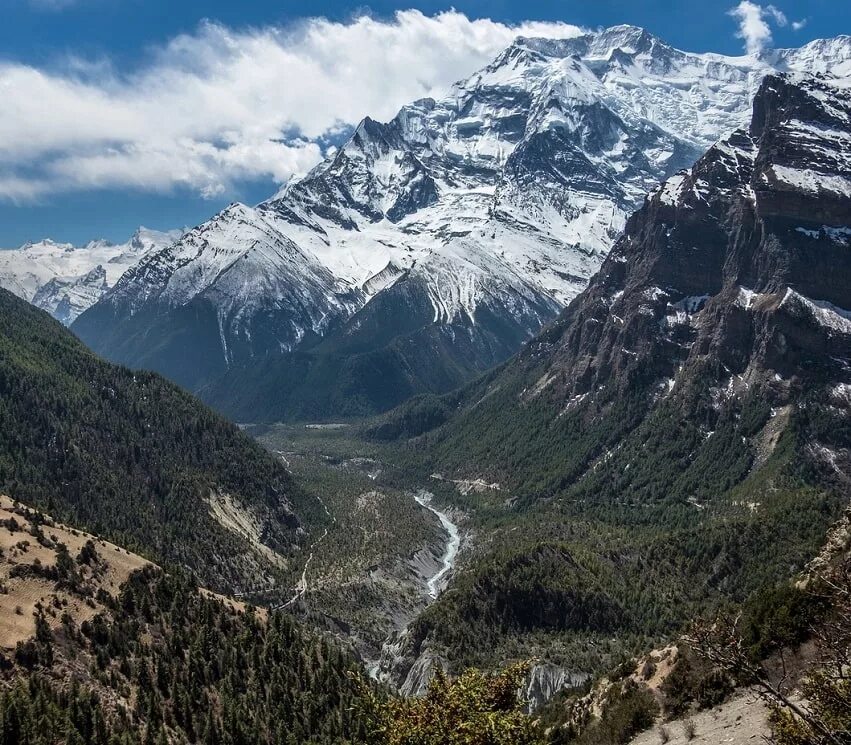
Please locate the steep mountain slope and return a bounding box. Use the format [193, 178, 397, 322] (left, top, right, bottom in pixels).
[200, 247, 560, 421]
[0, 227, 181, 324]
[373, 73, 851, 687]
[0, 498, 372, 743]
[420, 71, 851, 493]
[74, 30, 851, 420]
[0, 286, 321, 594]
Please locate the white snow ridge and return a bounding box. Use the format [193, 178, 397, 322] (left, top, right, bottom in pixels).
[13, 28, 851, 368]
[0, 227, 183, 324]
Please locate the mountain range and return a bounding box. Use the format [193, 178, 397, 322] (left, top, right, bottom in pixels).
[0, 21, 850, 745]
[65, 27, 851, 422]
[0, 227, 182, 325]
[374, 70, 851, 688]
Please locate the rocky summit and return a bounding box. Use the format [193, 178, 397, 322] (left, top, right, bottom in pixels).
[70, 28, 851, 421]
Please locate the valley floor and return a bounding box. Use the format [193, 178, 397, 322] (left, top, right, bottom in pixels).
[247, 422, 467, 681]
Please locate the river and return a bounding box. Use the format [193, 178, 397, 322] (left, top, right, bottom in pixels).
[413, 490, 461, 598]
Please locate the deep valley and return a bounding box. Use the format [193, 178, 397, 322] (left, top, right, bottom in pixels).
[0, 14, 849, 745]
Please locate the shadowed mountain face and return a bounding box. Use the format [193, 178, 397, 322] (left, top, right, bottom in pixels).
[72, 30, 851, 422]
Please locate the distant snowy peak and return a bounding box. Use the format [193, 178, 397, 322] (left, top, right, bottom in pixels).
[0, 226, 182, 323]
[486, 28, 851, 150]
[72, 29, 851, 412]
[33, 266, 108, 326]
[771, 35, 851, 76]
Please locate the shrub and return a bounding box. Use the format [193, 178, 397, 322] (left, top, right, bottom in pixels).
[360, 663, 543, 745]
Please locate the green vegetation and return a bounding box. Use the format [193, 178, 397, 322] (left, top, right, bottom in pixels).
[248, 423, 444, 654]
[249, 373, 847, 691]
[533, 565, 847, 744]
[360, 663, 544, 745]
[657, 649, 734, 718]
[355, 362, 848, 681]
[363, 394, 456, 441]
[556, 680, 658, 745]
[685, 556, 851, 745]
[409, 541, 640, 672]
[0, 566, 371, 744]
[739, 583, 829, 662]
[770, 667, 851, 745]
[199, 283, 528, 424]
[0, 288, 320, 593]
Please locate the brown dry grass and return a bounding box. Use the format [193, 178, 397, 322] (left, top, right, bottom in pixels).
[0, 494, 150, 649]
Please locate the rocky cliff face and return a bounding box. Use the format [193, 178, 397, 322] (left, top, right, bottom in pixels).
[72, 31, 851, 419]
[426, 72, 851, 488]
[529, 72, 851, 408]
[375, 72, 851, 702]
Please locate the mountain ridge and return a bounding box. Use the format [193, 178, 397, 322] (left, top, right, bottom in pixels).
[0, 284, 323, 594]
[68, 29, 851, 420]
[0, 226, 183, 324]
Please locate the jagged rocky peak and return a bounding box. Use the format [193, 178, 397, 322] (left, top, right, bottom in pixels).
[71, 32, 851, 421]
[127, 225, 181, 253]
[532, 72, 851, 409]
[590, 24, 661, 55]
[646, 73, 851, 294]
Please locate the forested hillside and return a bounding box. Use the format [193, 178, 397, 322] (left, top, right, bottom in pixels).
[0, 287, 322, 594]
[372, 73, 851, 684]
[0, 496, 544, 745]
[0, 566, 371, 743]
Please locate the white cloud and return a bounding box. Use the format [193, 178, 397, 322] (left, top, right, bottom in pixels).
[0, 10, 583, 202]
[765, 5, 788, 26]
[728, 1, 791, 55]
[792, 18, 808, 31]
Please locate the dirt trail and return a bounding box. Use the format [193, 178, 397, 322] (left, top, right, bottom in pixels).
[276, 494, 333, 610]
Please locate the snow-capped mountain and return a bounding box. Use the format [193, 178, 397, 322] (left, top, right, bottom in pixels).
[378, 71, 851, 690]
[0, 227, 182, 324]
[73, 27, 851, 420]
[412, 69, 851, 527]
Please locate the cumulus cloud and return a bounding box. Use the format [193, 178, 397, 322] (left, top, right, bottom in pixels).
[728, 1, 807, 54]
[0, 10, 583, 202]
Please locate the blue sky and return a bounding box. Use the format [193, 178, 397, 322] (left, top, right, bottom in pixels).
[0, 0, 847, 246]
